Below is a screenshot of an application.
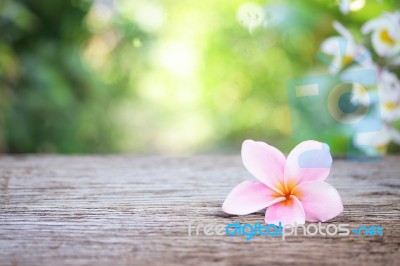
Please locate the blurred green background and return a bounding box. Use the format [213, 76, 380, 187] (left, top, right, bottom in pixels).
[0, 0, 397, 154]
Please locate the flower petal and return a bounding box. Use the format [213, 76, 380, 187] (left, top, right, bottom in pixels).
[284, 140, 332, 186]
[292, 181, 343, 222]
[333, 21, 353, 41]
[361, 17, 387, 35]
[354, 127, 391, 155]
[372, 31, 393, 57]
[321, 37, 341, 55]
[241, 140, 286, 194]
[222, 181, 285, 215]
[387, 126, 400, 145]
[264, 195, 305, 226]
[339, 0, 349, 15]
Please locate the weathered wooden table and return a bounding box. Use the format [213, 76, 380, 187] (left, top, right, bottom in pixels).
[0, 155, 399, 265]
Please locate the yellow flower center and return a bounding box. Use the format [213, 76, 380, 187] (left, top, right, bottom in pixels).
[383, 102, 397, 111]
[376, 145, 387, 153]
[380, 29, 396, 46]
[342, 55, 353, 66]
[274, 180, 301, 201]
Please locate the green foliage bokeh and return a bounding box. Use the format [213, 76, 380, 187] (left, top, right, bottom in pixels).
[0, 0, 397, 154]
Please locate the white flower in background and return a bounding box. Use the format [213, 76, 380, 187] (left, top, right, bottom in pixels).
[339, 0, 350, 15]
[351, 83, 371, 106]
[329, 8, 400, 154]
[237, 3, 265, 33]
[355, 125, 400, 155]
[378, 70, 400, 122]
[339, 0, 366, 15]
[362, 11, 400, 57]
[356, 70, 400, 155]
[321, 21, 373, 73]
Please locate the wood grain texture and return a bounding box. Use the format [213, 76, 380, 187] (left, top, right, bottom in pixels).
[0, 155, 399, 266]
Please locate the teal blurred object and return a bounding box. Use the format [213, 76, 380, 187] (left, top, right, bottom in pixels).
[287, 69, 381, 156]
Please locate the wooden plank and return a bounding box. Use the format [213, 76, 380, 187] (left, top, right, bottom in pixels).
[0, 155, 399, 265]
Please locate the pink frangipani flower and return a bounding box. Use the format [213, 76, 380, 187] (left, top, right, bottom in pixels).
[222, 140, 343, 225]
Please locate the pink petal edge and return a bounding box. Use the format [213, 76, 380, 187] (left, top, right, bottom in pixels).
[241, 140, 286, 194]
[284, 140, 332, 187]
[292, 181, 343, 222]
[222, 180, 285, 215]
[264, 195, 305, 226]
